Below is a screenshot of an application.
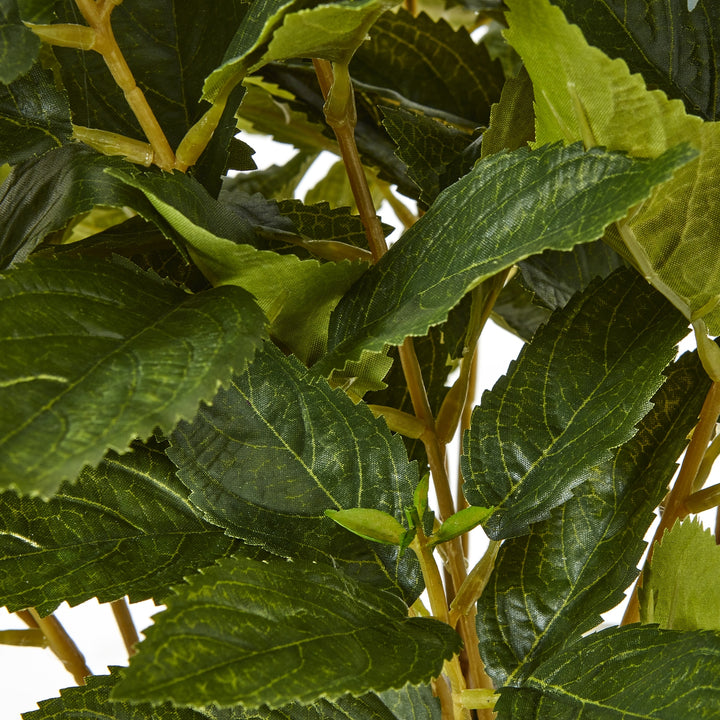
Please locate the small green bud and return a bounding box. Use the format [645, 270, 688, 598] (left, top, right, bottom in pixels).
[429, 505, 494, 547]
[325, 508, 406, 546]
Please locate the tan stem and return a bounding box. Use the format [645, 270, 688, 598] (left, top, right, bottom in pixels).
[623, 380, 720, 624]
[28, 609, 92, 685]
[74, 0, 175, 170]
[110, 598, 140, 657]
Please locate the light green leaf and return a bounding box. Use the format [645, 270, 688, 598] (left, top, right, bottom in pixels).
[204, 0, 395, 101]
[550, 0, 720, 121]
[305, 159, 385, 212]
[168, 342, 421, 598]
[462, 270, 689, 540]
[496, 626, 720, 719]
[430, 506, 492, 546]
[0, 255, 266, 497]
[326, 508, 407, 546]
[111, 168, 369, 364]
[315, 141, 694, 376]
[112, 554, 461, 709]
[24, 668, 419, 720]
[505, 0, 720, 332]
[0, 441, 243, 616]
[640, 518, 720, 631]
[476, 347, 712, 686]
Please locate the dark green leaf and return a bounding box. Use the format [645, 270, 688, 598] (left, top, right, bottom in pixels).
[0, 3, 40, 83]
[350, 9, 504, 124]
[0, 441, 244, 616]
[316, 142, 695, 376]
[491, 275, 551, 342]
[49, 0, 248, 148]
[381, 105, 482, 207]
[552, 0, 720, 121]
[463, 270, 689, 540]
[0, 61, 71, 165]
[496, 626, 720, 719]
[0, 145, 158, 269]
[113, 555, 461, 709]
[24, 669, 420, 720]
[168, 342, 422, 599]
[517, 240, 626, 311]
[0, 255, 266, 497]
[476, 347, 711, 685]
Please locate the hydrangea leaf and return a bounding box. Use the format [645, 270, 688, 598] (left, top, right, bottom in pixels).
[315, 141, 694, 376]
[0, 255, 266, 496]
[476, 348, 711, 685]
[505, 0, 720, 332]
[462, 270, 689, 540]
[112, 555, 461, 709]
[640, 518, 720, 631]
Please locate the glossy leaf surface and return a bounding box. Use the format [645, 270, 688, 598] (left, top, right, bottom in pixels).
[0, 441, 242, 616]
[463, 271, 689, 539]
[0, 256, 266, 496]
[476, 348, 711, 685]
[496, 626, 720, 719]
[168, 342, 421, 598]
[113, 555, 461, 708]
[317, 142, 693, 375]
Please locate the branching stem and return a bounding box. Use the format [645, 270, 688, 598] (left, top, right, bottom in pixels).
[623, 380, 720, 623]
[74, 0, 175, 170]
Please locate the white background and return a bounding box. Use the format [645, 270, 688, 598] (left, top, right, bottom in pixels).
[1, 138, 713, 718]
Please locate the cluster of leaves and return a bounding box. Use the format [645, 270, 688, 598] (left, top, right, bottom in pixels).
[1, 0, 720, 718]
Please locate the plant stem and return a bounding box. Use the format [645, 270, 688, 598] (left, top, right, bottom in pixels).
[74, 0, 175, 170]
[623, 380, 720, 624]
[110, 598, 140, 656]
[312, 56, 493, 701]
[28, 609, 92, 685]
[685, 482, 720, 513]
[693, 432, 720, 493]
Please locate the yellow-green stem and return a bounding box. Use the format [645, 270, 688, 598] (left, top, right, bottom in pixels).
[28, 608, 92, 685]
[623, 380, 720, 624]
[110, 598, 140, 657]
[72, 125, 153, 165]
[74, 0, 175, 170]
[694, 433, 720, 493]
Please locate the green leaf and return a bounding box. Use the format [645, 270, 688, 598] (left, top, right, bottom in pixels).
[305, 159, 386, 212]
[476, 347, 712, 685]
[491, 276, 550, 342]
[381, 105, 481, 207]
[0, 441, 244, 616]
[0, 60, 71, 165]
[496, 626, 720, 719]
[551, 0, 720, 121]
[0, 255, 266, 497]
[481, 66, 535, 158]
[326, 508, 407, 546]
[112, 554, 461, 709]
[111, 167, 369, 364]
[518, 240, 627, 312]
[0, 3, 40, 83]
[462, 270, 689, 540]
[48, 0, 248, 148]
[350, 9, 504, 125]
[204, 0, 394, 101]
[24, 668, 415, 720]
[430, 506, 492, 546]
[168, 342, 421, 598]
[505, 0, 720, 332]
[640, 518, 720, 631]
[315, 142, 695, 376]
[0, 145, 159, 269]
